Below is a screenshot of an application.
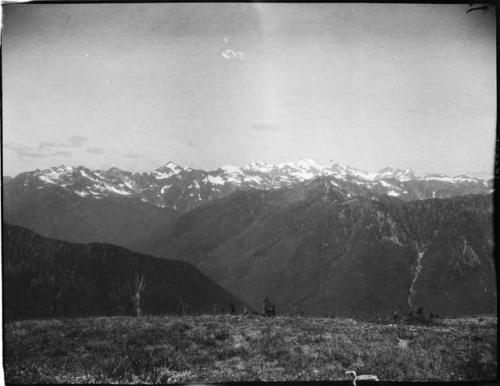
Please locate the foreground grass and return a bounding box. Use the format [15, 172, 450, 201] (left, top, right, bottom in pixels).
[4, 314, 497, 383]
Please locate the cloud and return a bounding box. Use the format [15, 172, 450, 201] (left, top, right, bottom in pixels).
[187, 141, 197, 148]
[251, 123, 279, 132]
[86, 146, 105, 154]
[124, 152, 146, 159]
[39, 135, 88, 150]
[221, 49, 244, 60]
[38, 141, 59, 150]
[5, 143, 71, 159]
[5, 143, 32, 152]
[67, 135, 88, 146]
[20, 151, 72, 158]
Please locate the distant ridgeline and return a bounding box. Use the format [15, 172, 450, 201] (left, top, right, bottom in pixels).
[3, 224, 247, 321]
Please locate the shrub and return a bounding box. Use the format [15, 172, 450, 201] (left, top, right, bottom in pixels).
[214, 327, 230, 341]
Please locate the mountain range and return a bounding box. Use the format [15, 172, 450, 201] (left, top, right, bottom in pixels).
[4, 160, 493, 213]
[2, 159, 496, 319]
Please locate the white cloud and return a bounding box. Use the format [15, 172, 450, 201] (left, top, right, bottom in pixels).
[5, 142, 71, 159]
[39, 135, 88, 150]
[86, 146, 105, 154]
[221, 49, 244, 60]
[124, 152, 146, 159]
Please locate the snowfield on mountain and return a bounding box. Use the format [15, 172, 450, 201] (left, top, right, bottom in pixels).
[5, 159, 493, 213]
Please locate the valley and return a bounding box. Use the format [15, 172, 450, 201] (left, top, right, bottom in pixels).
[3, 2, 496, 383]
[3, 160, 496, 320]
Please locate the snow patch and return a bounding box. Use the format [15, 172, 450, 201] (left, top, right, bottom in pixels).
[123, 180, 135, 190]
[39, 176, 56, 184]
[420, 174, 478, 183]
[221, 165, 243, 175]
[103, 183, 132, 195]
[160, 184, 172, 194]
[289, 171, 314, 180]
[348, 169, 378, 181]
[154, 172, 176, 179]
[243, 176, 263, 184]
[80, 169, 100, 183]
[206, 175, 225, 185]
[75, 190, 90, 197]
[408, 248, 426, 309]
[244, 161, 273, 173]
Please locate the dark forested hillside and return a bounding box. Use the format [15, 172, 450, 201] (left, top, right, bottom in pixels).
[3, 224, 246, 321]
[395, 195, 496, 316]
[143, 181, 495, 318]
[2, 175, 13, 186]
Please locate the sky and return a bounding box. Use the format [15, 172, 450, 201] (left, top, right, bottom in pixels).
[2, 3, 497, 177]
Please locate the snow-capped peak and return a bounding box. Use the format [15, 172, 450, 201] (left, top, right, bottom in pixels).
[243, 161, 274, 173]
[272, 159, 329, 181]
[394, 169, 416, 181]
[420, 174, 480, 183]
[377, 167, 416, 181]
[152, 161, 187, 179]
[17, 158, 492, 212]
[327, 163, 350, 176]
[220, 165, 243, 175]
[48, 165, 74, 174]
[156, 161, 186, 171]
[280, 158, 325, 171]
[35, 165, 75, 183]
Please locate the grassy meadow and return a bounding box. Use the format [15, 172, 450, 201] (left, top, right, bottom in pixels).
[4, 314, 497, 383]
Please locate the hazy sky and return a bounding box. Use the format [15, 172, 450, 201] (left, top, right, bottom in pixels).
[2, 3, 496, 177]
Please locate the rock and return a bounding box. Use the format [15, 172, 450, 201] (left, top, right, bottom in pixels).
[397, 338, 409, 349]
